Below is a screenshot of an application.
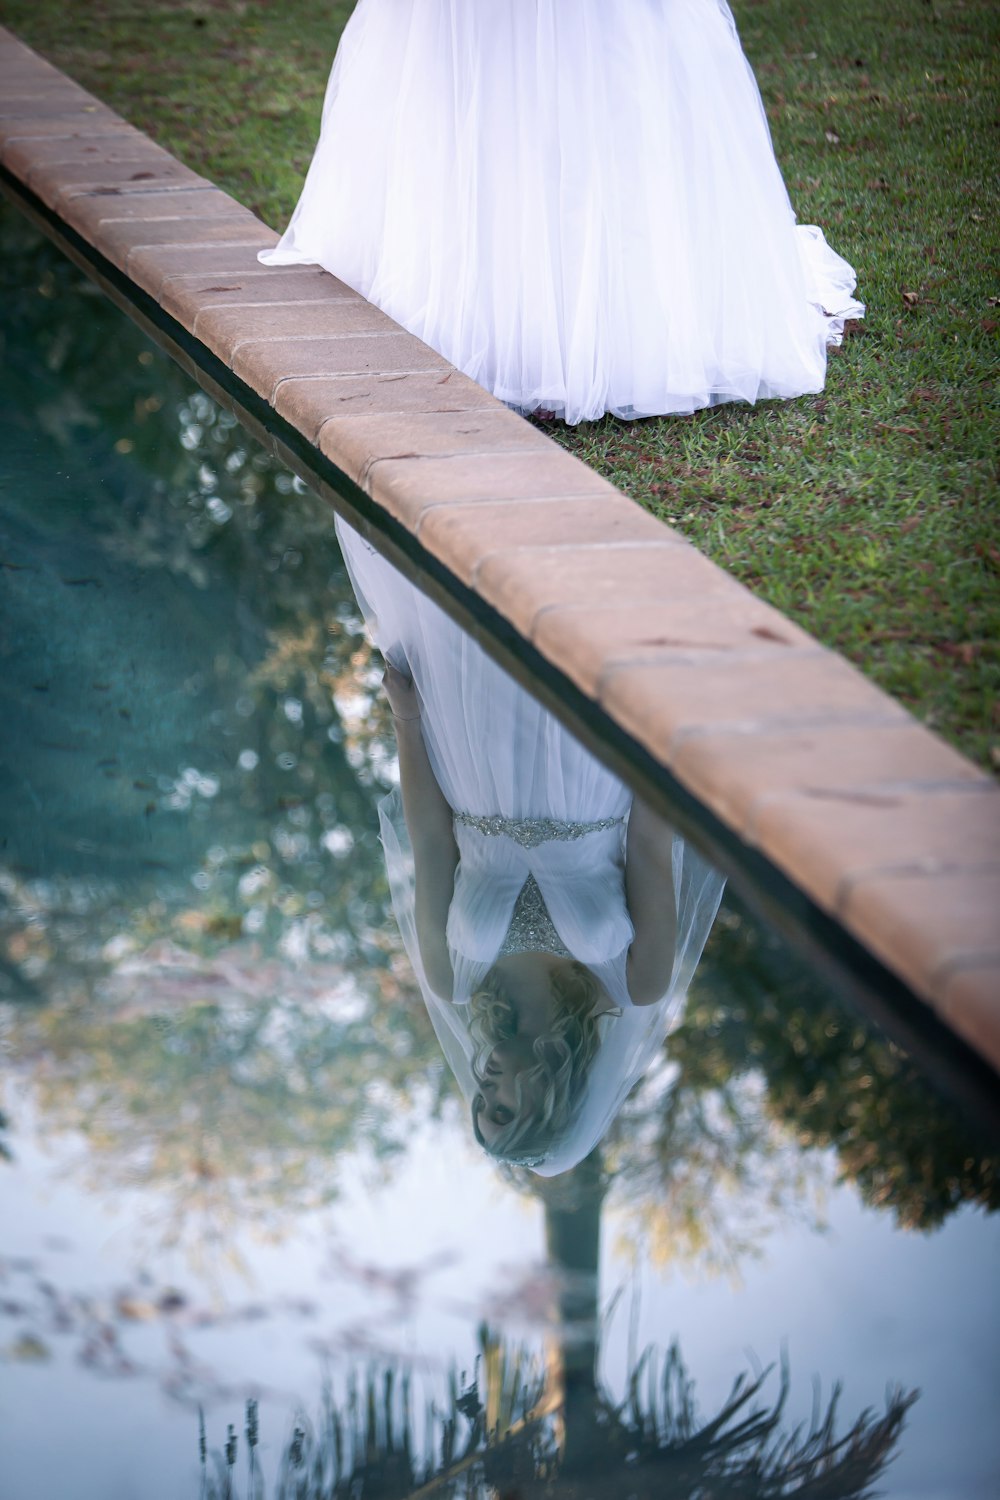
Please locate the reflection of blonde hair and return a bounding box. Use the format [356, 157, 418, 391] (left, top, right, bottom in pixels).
[469, 959, 607, 1165]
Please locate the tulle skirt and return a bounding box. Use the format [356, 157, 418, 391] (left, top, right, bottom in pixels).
[336, 519, 627, 825]
[262, 0, 864, 424]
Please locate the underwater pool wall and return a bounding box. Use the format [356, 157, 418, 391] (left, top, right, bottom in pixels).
[2, 26, 998, 1126]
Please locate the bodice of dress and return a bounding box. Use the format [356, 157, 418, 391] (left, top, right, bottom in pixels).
[446, 813, 635, 1008]
[498, 875, 569, 958]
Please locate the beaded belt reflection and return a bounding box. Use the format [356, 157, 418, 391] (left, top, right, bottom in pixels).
[453, 812, 624, 849]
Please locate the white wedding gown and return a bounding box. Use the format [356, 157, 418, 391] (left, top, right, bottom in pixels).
[262, 0, 864, 423]
[337, 521, 724, 1173]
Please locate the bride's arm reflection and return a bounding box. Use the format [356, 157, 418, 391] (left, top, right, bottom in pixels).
[382, 661, 457, 1001]
[624, 796, 679, 1007]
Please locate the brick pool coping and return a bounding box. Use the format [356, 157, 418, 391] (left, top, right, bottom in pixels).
[2, 28, 999, 1078]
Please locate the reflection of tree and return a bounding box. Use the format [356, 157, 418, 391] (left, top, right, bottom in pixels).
[604, 1059, 828, 1278]
[0, 204, 446, 1283]
[0, 202, 396, 959]
[3, 949, 445, 1267]
[1, 201, 458, 1266]
[200, 1160, 916, 1499]
[598, 901, 998, 1275]
[660, 905, 998, 1230]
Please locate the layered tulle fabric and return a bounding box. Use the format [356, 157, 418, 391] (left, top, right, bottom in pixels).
[262, 0, 864, 423]
[338, 520, 725, 1174]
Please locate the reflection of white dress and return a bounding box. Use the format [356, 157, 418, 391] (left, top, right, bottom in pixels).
[262, 0, 864, 424]
[338, 521, 724, 1173]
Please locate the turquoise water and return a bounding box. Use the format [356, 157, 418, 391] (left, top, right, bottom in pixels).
[0, 198, 997, 1498]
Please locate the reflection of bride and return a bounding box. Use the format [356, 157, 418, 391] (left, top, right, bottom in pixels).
[338, 522, 723, 1174]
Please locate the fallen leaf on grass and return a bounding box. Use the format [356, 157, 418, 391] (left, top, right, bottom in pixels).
[873, 628, 919, 643]
[935, 642, 984, 666]
[901, 289, 920, 308]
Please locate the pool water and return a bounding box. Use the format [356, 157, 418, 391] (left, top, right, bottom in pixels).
[0, 198, 997, 1499]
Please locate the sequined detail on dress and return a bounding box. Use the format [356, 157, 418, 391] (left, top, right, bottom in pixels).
[454, 812, 623, 848]
[499, 874, 570, 957]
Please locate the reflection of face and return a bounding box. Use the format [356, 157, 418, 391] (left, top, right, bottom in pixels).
[471, 952, 562, 1147]
[473, 1037, 547, 1146]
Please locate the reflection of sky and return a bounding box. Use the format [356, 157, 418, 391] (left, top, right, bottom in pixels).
[3, 1089, 999, 1497]
[0, 1096, 547, 1498]
[604, 1185, 1000, 1500]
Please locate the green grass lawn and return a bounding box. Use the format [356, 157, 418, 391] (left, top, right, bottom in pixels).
[2, 0, 997, 772]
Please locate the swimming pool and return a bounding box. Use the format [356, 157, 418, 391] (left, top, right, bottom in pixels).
[0, 197, 998, 1498]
